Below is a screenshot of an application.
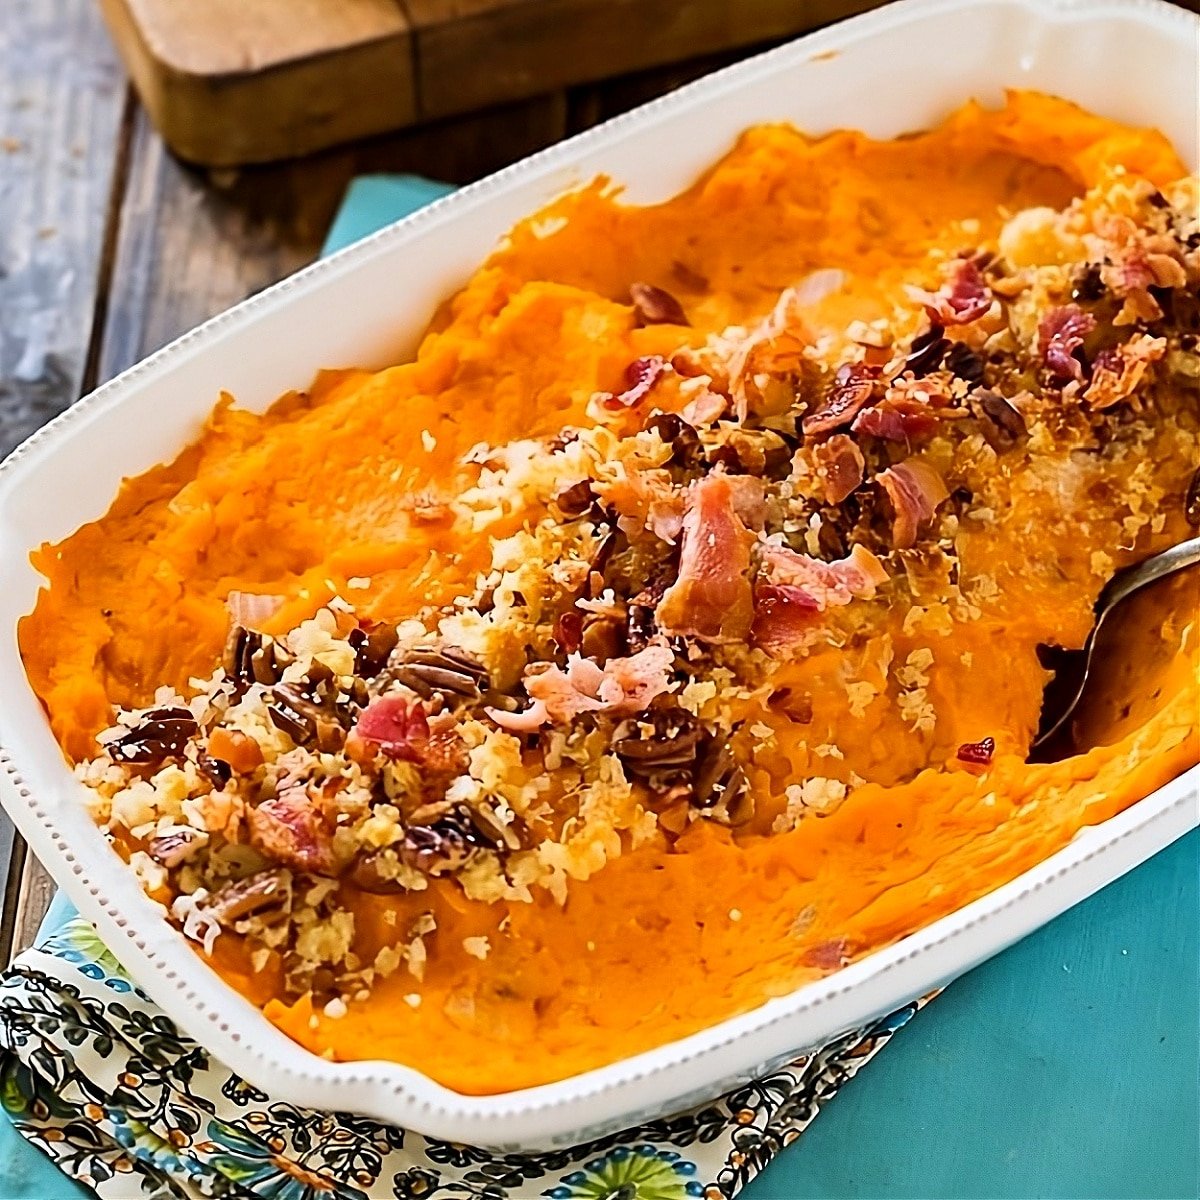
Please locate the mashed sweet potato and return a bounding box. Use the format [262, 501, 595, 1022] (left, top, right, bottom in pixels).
[20, 92, 1198, 1094]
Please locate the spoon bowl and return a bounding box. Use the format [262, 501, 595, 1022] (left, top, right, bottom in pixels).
[1030, 536, 1200, 761]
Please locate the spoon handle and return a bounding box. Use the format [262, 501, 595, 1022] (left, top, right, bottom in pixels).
[1099, 535, 1200, 612]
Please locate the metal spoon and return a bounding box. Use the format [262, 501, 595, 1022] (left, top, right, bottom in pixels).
[1030, 536, 1200, 759]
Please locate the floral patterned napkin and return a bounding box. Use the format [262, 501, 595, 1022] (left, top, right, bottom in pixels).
[0, 905, 924, 1200]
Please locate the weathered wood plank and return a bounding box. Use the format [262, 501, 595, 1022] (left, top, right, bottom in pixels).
[99, 0, 417, 167]
[0, 0, 131, 965]
[412, 0, 883, 120]
[0, 0, 129, 457]
[100, 92, 569, 379]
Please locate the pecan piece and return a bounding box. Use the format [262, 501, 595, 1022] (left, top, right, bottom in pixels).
[1187, 467, 1200, 527]
[267, 682, 346, 752]
[223, 626, 293, 688]
[390, 645, 490, 702]
[802, 363, 880, 439]
[108, 707, 198, 766]
[630, 281, 689, 326]
[613, 711, 704, 790]
[398, 807, 487, 876]
[970, 388, 1026, 448]
[903, 325, 949, 377]
[147, 828, 208, 868]
[208, 869, 292, 924]
[349, 621, 399, 678]
[692, 736, 752, 825]
[348, 849, 413, 894]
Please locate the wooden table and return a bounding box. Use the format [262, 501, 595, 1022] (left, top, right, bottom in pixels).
[0, 0, 815, 964]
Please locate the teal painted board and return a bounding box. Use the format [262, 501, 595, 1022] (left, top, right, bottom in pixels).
[321, 174, 456, 256]
[746, 829, 1200, 1200]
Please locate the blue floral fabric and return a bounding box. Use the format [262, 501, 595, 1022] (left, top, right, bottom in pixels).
[0, 912, 925, 1199]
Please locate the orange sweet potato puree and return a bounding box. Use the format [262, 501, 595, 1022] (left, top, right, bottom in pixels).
[20, 93, 1198, 1093]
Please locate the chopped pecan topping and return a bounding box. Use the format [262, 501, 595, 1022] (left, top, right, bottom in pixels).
[390, 645, 490, 702]
[223, 626, 293, 688]
[970, 388, 1026, 446]
[147, 828, 207, 868]
[348, 849, 413, 894]
[692, 737, 752, 825]
[944, 341, 986, 383]
[802, 363, 880, 438]
[348, 621, 399, 678]
[554, 479, 596, 518]
[208, 869, 292, 924]
[643, 411, 702, 468]
[399, 807, 487, 875]
[613, 711, 703, 790]
[630, 281, 689, 326]
[196, 751, 233, 791]
[903, 325, 949, 377]
[267, 680, 346, 753]
[107, 707, 198, 766]
[1186, 467, 1200, 527]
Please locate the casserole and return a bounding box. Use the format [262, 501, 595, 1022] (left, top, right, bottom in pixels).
[1, 0, 1196, 1150]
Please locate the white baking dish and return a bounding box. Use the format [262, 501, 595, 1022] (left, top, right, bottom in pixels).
[0, 0, 1196, 1152]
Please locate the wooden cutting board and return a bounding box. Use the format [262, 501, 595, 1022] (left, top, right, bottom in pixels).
[98, 0, 882, 166]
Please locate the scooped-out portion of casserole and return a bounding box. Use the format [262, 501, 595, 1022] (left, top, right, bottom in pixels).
[20, 92, 1198, 1093]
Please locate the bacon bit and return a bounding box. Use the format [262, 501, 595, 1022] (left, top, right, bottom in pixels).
[630, 281, 689, 326]
[877, 460, 950, 549]
[247, 787, 335, 875]
[753, 544, 887, 654]
[553, 610, 584, 654]
[813, 434, 865, 504]
[724, 475, 767, 531]
[680, 389, 727, 426]
[225, 591, 284, 631]
[599, 355, 668, 410]
[1099, 225, 1187, 323]
[956, 736, 995, 766]
[905, 258, 992, 326]
[760, 543, 888, 607]
[355, 694, 430, 763]
[1083, 334, 1166, 410]
[751, 583, 821, 655]
[802, 363, 880, 438]
[803, 937, 849, 970]
[656, 474, 755, 643]
[851, 399, 937, 443]
[1039, 304, 1097, 382]
[493, 642, 676, 729]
